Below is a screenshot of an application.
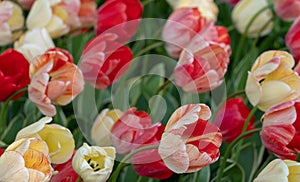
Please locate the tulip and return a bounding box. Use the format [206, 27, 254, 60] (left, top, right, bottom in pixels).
[0, 138, 52, 181]
[166, 0, 218, 21]
[72, 143, 116, 182]
[286, 17, 300, 62]
[158, 104, 222, 173]
[0, 148, 3, 156]
[232, 0, 273, 37]
[245, 51, 300, 111]
[254, 159, 300, 182]
[162, 7, 231, 58]
[14, 28, 55, 62]
[29, 48, 84, 116]
[132, 125, 173, 179]
[78, 0, 97, 27]
[96, 0, 143, 43]
[51, 151, 80, 182]
[91, 109, 123, 147]
[174, 41, 230, 93]
[222, 0, 240, 6]
[0, 1, 24, 46]
[0, 49, 30, 102]
[260, 99, 300, 160]
[16, 117, 75, 164]
[17, 0, 36, 10]
[79, 33, 133, 89]
[111, 107, 161, 154]
[273, 0, 300, 21]
[215, 97, 255, 142]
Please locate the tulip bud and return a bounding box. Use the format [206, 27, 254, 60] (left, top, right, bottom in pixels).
[91, 109, 123, 146]
[273, 0, 300, 21]
[72, 143, 116, 182]
[16, 117, 75, 164]
[286, 17, 300, 62]
[232, 0, 273, 37]
[0, 138, 52, 181]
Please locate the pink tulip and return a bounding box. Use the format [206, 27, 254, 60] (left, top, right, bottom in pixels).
[174, 42, 230, 93]
[274, 0, 300, 21]
[261, 99, 300, 160]
[162, 7, 231, 58]
[222, 0, 240, 6]
[29, 48, 84, 116]
[286, 17, 300, 62]
[79, 33, 133, 89]
[158, 104, 222, 173]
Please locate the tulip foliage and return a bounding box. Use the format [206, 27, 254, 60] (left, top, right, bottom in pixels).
[1, 0, 300, 182]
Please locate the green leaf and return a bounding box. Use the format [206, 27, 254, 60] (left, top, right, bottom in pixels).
[193, 166, 210, 182]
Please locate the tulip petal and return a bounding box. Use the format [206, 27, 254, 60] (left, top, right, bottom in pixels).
[254, 159, 289, 182]
[16, 117, 52, 140]
[26, 0, 52, 29]
[245, 72, 262, 106]
[158, 133, 189, 173]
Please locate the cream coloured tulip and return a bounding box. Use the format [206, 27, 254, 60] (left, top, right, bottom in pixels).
[0, 1, 24, 46]
[0, 138, 52, 182]
[232, 0, 273, 37]
[245, 51, 300, 111]
[254, 159, 300, 182]
[166, 0, 218, 21]
[14, 28, 55, 62]
[16, 117, 75, 164]
[72, 143, 116, 182]
[91, 109, 123, 147]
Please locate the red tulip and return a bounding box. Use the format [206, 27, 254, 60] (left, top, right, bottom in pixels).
[261, 99, 300, 160]
[111, 108, 159, 154]
[162, 7, 231, 58]
[0, 148, 3, 156]
[222, 0, 240, 6]
[215, 97, 255, 142]
[51, 152, 80, 182]
[132, 125, 173, 180]
[96, 0, 143, 43]
[274, 0, 300, 21]
[158, 104, 222, 173]
[286, 17, 300, 62]
[0, 49, 30, 102]
[79, 33, 133, 89]
[174, 42, 230, 93]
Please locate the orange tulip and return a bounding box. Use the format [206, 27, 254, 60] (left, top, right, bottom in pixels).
[158, 104, 222, 173]
[28, 48, 84, 116]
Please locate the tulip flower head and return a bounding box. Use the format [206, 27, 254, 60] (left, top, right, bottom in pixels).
[273, 0, 300, 21]
[232, 0, 274, 37]
[72, 143, 116, 182]
[254, 159, 300, 182]
[96, 0, 143, 43]
[245, 51, 300, 111]
[215, 97, 255, 142]
[0, 49, 30, 102]
[91, 109, 123, 146]
[14, 28, 55, 62]
[28, 48, 84, 116]
[166, 0, 218, 21]
[260, 99, 300, 160]
[79, 33, 133, 90]
[0, 138, 52, 181]
[0, 1, 24, 46]
[286, 17, 300, 63]
[158, 104, 222, 173]
[16, 117, 75, 164]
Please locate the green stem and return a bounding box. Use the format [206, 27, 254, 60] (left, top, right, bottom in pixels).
[155, 79, 173, 95]
[227, 90, 245, 99]
[142, 0, 155, 6]
[108, 145, 159, 182]
[0, 87, 27, 134]
[233, 5, 272, 66]
[216, 128, 261, 182]
[135, 42, 164, 57]
[76, 177, 82, 182]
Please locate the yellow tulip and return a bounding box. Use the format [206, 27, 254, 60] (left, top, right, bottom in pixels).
[245, 51, 300, 111]
[0, 138, 52, 182]
[15, 117, 75, 164]
[91, 109, 123, 147]
[232, 0, 273, 37]
[72, 143, 116, 182]
[254, 159, 300, 182]
[166, 0, 218, 21]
